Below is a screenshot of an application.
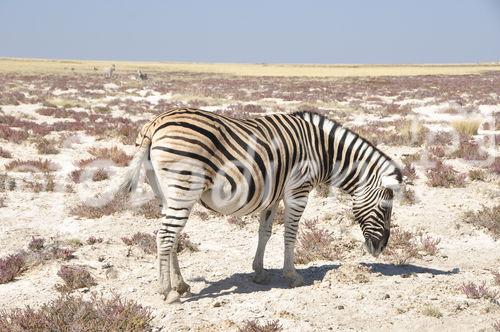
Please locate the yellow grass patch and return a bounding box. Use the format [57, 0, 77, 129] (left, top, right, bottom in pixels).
[1, 57, 499, 77]
[452, 119, 481, 136]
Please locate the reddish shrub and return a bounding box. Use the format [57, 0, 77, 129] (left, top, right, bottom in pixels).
[0, 294, 153, 331]
[459, 281, 498, 300]
[0, 252, 27, 284]
[451, 136, 488, 160]
[56, 265, 97, 292]
[426, 161, 466, 188]
[295, 219, 337, 264]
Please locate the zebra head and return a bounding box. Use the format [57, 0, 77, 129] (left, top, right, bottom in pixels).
[353, 172, 401, 257]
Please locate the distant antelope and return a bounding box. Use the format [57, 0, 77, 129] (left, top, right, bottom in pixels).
[104, 64, 115, 79]
[137, 70, 148, 80]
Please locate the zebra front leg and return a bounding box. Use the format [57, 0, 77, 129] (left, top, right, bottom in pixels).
[283, 194, 308, 287]
[252, 203, 278, 284]
[157, 205, 190, 304]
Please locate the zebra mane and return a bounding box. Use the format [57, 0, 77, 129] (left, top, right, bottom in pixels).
[291, 111, 402, 183]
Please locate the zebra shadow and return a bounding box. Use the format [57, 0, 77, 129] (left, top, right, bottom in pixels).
[184, 263, 340, 302]
[360, 262, 460, 276]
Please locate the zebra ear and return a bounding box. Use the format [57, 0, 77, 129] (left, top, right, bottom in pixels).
[381, 175, 401, 191]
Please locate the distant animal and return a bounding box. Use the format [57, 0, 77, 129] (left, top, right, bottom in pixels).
[104, 64, 115, 79]
[137, 70, 148, 80]
[119, 108, 402, 303]
[93, 67, 98, 71]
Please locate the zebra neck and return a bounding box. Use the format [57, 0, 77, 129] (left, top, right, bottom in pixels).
[294, 111, 395, 195]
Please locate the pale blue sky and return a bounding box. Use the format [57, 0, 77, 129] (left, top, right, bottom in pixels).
[1, 0, 499, 64]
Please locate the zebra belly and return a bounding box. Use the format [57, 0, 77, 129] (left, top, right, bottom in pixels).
[199, 174, 276, 217]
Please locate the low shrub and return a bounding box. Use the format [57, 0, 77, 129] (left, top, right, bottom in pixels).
[86, 236, 103, 245]
[0, 294, 153, 331]
[4, 159, 59, 173]
[0, 252, 27, 284]
[426, 161, 466, 188]
[87, 147, 131, 166]
[459, 281, 498, 300]
[401, 186, 416, 205]
[121, 232, 156, 254]
[462, 205, 499, 239]
[422, 305, 442, 318]
[295, 219, 337, 264]
[468, 169, 486, 181]
[36, 138, 60, 155]
[238, 319, 283, 332]
[0, 147, 12, 158]
[56, 265, 97, 293]
[383, 229, 421, 265]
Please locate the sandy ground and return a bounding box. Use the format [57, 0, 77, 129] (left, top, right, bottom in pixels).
[0, 67, 499, 331]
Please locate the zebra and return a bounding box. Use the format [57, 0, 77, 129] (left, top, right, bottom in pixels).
[119, 108, 402, 303]
[137, 69, 148, 80]
[103, 64, 115, 79]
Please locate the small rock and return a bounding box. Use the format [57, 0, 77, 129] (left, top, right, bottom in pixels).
[337, 305, 345, 310]
[382, 294, 390, 299]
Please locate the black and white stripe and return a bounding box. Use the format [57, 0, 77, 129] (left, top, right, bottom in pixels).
[120, 108, 402, 302]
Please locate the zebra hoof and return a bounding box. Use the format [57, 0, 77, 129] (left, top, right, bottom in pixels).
[173, 281, 191, 296]
[165, 290, 182, 304]
[252, 271, 269, 284]
[285, 274, 305, 288]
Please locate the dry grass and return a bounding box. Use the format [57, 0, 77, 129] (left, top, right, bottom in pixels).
[35, 138, 60, 155]
[462, 205, 500, 239]
[4, 159, 59, 172]
[87, 147, 131, 167]
[452, 119, 481, 136]
[70, 193, 128, 219]
[383, 228, 421, 265]
[227, 216, 247, 228]
[492, 271, 500, 287]
[132, 197, 162, 219]
[0, 294, 153, 331]
[422, 305, 443, 318]
[468, 169, 487, 181]
[401, 186, 416, 205]
[426, 161, 466, 188]
[402, 162, 417, 183]
[238, 320, 283, 332]
[23, 173, 56, 193]
[92, 168, 109, 182]
[0, 147, 12, 158]
[55, 265, 97, 293]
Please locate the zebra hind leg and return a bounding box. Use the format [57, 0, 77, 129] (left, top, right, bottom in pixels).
[282, 194, 308, 287]
[170, 239, 190, 296]
[157, 198, 195, 304]
[252, 203, 278, 284]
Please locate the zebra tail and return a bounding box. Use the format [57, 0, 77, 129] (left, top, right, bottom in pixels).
[118, 143, 150, 194]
